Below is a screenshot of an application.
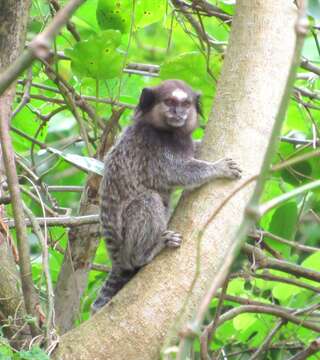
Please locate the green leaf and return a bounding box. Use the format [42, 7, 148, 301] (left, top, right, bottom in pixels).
[301, 252, 320, 272]
[97, 0, 131, 33]
[259, 179, 294, 231]
[97, 0, 166, 33]
[272, 282, 302, 303]
[66, 30, 123, 80]
[266, 201, 298, 257]
[47, 147, 104, 175]
[160, 52, 216, 90]
[11, 106, 48, 153]
[160, 52, 220, 116]
[73, 0, 100, 33]
[226, 278, 245, 296]
[281, 161, 312, 186]
[233, 313, 257, 331]
[135, 0, 166, 29]
[19, 347, 49, 360]
[0, 340, 14, 360]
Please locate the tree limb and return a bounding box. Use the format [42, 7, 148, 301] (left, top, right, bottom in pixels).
[0, 0, 85, 95]
[243, 243, 320, 283]
[53, 1, 301, 359]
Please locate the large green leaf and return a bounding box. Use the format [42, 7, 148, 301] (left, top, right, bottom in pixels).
[97, 0, 166, 33]
[160, 52, 220, 117]
[259, 179, 294, 231]
[65, 30, 123, 80]
[266, 201, 298, 258]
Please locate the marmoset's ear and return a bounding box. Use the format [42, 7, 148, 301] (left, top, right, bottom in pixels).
[195, 92, 203, 117]
[137, 87, 156, 113]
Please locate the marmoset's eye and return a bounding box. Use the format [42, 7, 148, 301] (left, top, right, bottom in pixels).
[164, 98, 178, 107]
[182, 100, 191, 107]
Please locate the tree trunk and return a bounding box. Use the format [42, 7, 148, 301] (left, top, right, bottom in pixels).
[0, 0, 32, 348]
[53, 1, 298, 359]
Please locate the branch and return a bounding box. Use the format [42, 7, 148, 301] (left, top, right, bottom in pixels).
[249, 321, 285, 360]
[300, 58, 320, 76]
[11, 67, 32, 119]
[53, 2, 304, 359]
[0, 91, 40, 337]
[0, 0, 85, 95]
[190, 0, 232, 24]
[233, 270, 320, 293]
[49, 0, 81, 42]
[243, 243, 320, 283]
[7, 214, 99, 228]
[288, 338, 320, 360]
[23, 204, 55, 343]
[217, 305, 320, 333]
[252, 230, 320, 253]
[178, 2, 307, 354]
[258, 179, 320, 216]
[171, 0, 226, 52]
[199, 277, 229, 360]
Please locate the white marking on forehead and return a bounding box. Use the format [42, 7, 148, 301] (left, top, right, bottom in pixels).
[171, 88, 188, 101]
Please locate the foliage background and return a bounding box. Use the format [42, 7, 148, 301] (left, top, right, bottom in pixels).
[1, 0, 320, 359]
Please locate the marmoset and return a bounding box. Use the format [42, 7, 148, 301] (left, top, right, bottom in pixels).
[92, 79, 241, 313]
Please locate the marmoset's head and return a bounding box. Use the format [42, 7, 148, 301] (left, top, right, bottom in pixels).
[135, 80, 202, 134]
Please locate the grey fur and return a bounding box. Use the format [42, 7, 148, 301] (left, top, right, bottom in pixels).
[91, 80, 241, 313]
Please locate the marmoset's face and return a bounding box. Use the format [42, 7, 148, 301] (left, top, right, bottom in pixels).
[136, 80, 201, 134]
[160, 88, 194, 128]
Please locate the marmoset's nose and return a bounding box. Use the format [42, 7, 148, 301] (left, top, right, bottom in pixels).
[175, 106, 187, 119]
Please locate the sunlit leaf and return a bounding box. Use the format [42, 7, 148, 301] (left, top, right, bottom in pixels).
[47, 147, 104, 175]
[66, 30, 123, 80]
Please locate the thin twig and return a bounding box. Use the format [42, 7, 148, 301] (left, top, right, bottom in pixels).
[11, 67, 33, 118]
[0, 0, 86, 95]
[258, 179, 320, 216]
[243, 243, 320, 282]
[249, 321, 285, 360]
[251, 230, 319, 253]
[7, 214, 99, 228]
[23, 204, 55, 343]
[232, 270, 320, 293]
[217, 305, 320, 333]
[49, 0, 81, 42]
[287, 337, 320, 360]
[0, 90, 40, 336]
[200, 276, 230, 360]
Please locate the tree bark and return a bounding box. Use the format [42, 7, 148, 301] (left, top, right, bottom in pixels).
[0, 0, 32, 348]
[53, 1, 298, 359]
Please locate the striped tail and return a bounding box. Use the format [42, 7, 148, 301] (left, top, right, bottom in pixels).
[91, 268, 137, 314]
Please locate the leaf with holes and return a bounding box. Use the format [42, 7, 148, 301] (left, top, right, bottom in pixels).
[65, 30, 123, 80]
[97, 0, 166, 33]
[135, 0, 166, 30]
[97, 0, 131, 33]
